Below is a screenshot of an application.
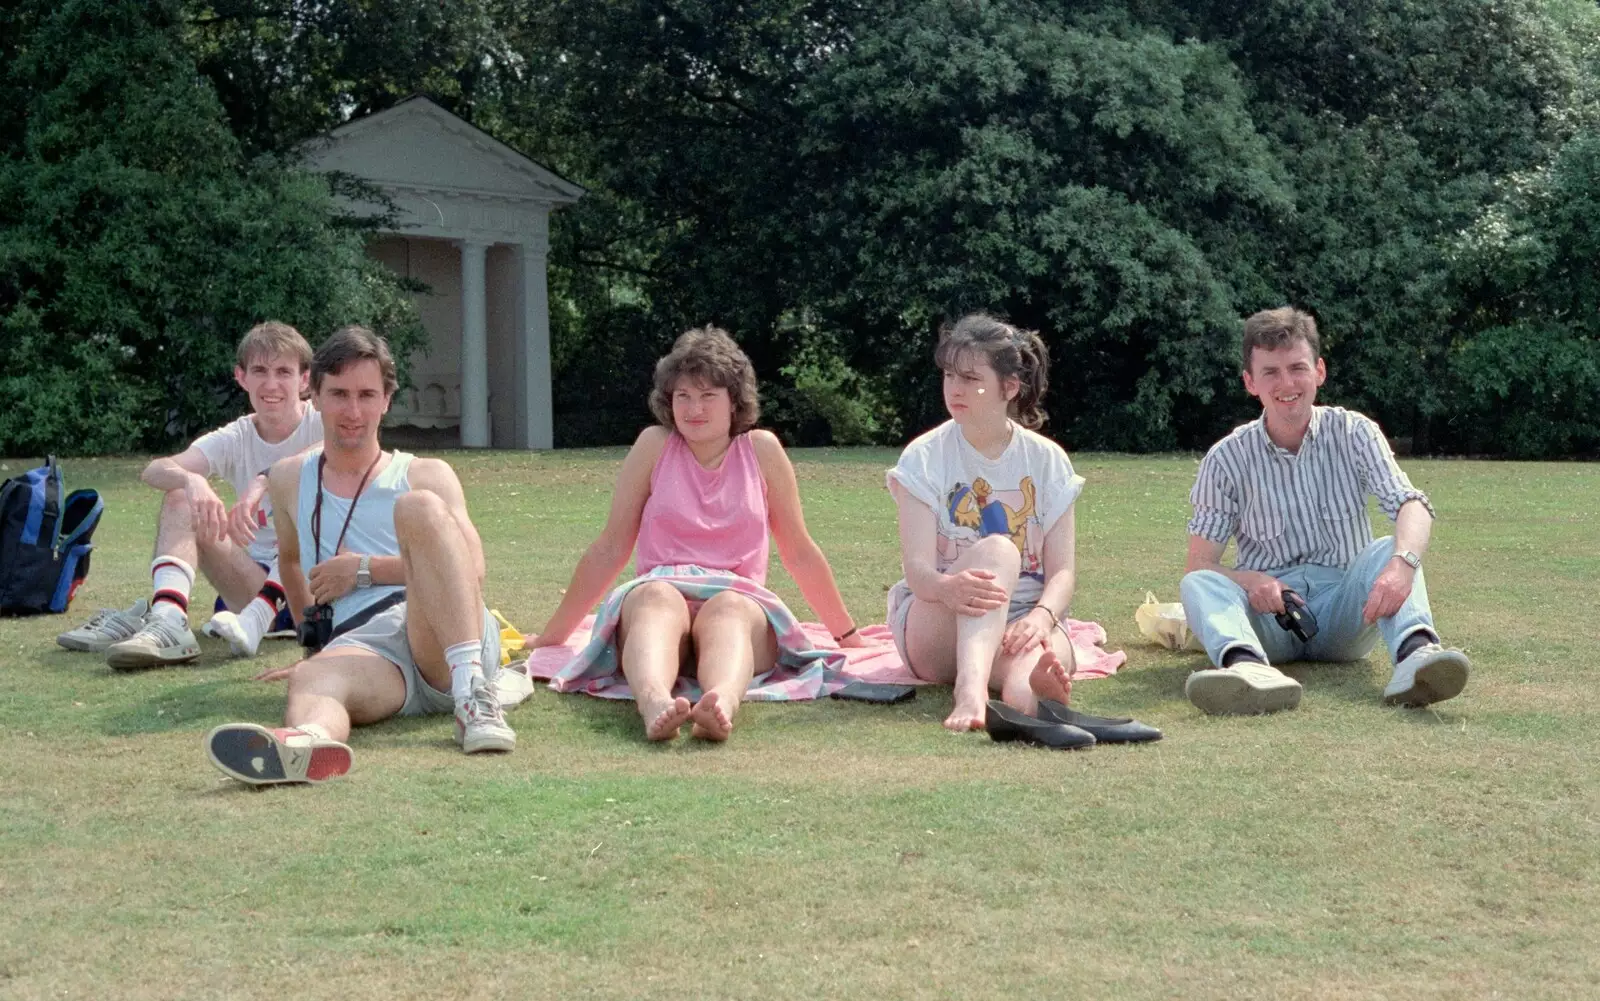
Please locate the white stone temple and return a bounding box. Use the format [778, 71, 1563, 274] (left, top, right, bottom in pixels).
[301, 96, 584, 448]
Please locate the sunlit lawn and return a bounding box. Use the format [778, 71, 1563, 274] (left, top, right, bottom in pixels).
[1, 449, 1596, 1001]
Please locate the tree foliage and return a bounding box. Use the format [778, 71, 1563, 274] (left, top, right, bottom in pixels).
[0, 0, 423, 455]
[5, 0, 1598, 455]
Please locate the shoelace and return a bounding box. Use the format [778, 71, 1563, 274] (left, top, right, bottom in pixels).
[84, 608, 141, 635]
[465, 683, 506, 726]
[135, 614, 191, 646]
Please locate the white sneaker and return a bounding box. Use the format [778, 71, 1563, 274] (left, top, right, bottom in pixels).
[1186, 660, 1303, 715]
[455, 678, 516, 753]
[104, 610, 201, 671]
[56, 599, 149, 652]
[1384, 643, 1470, 707]
[207, 610, 261, 658]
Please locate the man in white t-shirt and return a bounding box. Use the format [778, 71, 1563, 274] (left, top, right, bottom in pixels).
[56, 322, 325, 668]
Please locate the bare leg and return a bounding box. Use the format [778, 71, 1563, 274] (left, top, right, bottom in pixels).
[152, 490, 200, 568]
[282, 651, 409, 741]
[195, 533, 269, 611]
[393, 491, 483, 695]
[992, 627, 1077, 715]
[687, 591, 776, 741]
[903, 535, 1021, 731]
[616, 582, 694, 740]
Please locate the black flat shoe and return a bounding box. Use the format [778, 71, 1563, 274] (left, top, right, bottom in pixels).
[986, 700, 1096, 749]
[1035, 699, 1163, 743]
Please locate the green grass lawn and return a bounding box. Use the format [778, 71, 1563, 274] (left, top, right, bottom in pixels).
[2, 449, 1597, 1001]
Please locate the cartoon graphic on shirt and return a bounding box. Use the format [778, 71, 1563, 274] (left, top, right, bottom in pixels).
[942, 476, 1044, 580]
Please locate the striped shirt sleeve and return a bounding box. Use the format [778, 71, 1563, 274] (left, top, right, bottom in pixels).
[1187, 443, 1240, 544]
[1348, 415, 1433, 521]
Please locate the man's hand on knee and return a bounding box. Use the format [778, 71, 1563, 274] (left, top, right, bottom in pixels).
[183, 475, 229, 544]
[1362, 562, 1415, 625]
[227, 476, 270, 548]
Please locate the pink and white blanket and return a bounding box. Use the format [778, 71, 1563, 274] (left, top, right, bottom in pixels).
[524, 590, 1125, 702]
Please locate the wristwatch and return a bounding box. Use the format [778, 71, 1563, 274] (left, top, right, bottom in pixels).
[1392, 550, 1421, 570]
[355, 554, 372, 589]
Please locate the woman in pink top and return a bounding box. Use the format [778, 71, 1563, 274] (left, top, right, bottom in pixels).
[531, 327, 864, 741]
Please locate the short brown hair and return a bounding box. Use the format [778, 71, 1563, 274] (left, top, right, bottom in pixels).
[1242, 307, 1321, 371]
[236, 321, 312, 371]
[311, 324, 398, 395]
[648, 326, 760, 436]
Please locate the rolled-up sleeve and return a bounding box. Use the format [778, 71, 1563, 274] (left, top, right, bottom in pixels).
[1350, 416, 1433, 521]
[1187, 447, 1239, 544]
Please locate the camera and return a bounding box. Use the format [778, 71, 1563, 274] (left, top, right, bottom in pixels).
[298, 603, 334, 651]
[1274, 588, 1319, 643]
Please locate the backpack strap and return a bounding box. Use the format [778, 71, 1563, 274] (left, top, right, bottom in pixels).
[57, 491, 104, 550]
[18, 458, 61, 547]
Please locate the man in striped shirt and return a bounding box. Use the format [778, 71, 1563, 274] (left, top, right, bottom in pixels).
[1179, 307, 1470, 715]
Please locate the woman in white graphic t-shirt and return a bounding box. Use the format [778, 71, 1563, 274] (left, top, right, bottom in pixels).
[886, 313, 1085, 732]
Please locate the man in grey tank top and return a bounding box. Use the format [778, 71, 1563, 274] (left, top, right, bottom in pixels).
[1179, 307, 1470, 716]
[203, 326, 516, 786]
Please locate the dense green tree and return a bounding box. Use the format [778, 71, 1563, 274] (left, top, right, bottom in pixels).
[0, 0, 423, 455]
[1443, 130, 1600, 456]
[13, 0, 1595, 454]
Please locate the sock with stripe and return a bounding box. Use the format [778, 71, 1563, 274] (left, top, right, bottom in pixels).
[446, 639, 486, 702]
[150, 556, 195, 624]
[237, 579, 286, 646]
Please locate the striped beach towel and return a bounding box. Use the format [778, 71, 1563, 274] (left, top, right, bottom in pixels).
[547, 564, 846, 701]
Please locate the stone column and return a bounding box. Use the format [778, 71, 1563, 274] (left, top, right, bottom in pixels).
[517, 242, 553, 449]
[458, 238, 491, 448]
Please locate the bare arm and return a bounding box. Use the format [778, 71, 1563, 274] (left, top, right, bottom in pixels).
[1001, 507, 1078, 655]
[267, 458, 311, 624]
[1186, 534, 1289, 615]
[143, 446, 229, 543]
[753, 431, 860, 644]
[891, 480, 1007, 616]
[306, 455, 447, 605]
[140, 446, 210, 492]
[1392, 498, 1433, 559]
[530, 427, 667, 647]
[1361, 498, 1433, 625]
[228, 440, 324, 548]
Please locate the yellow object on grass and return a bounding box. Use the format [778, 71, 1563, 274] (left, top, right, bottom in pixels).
[490, 609, 527, 667]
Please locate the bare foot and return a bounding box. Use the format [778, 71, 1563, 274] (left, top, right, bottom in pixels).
[1029, 649, 1073, 705]
[643, 696, 693, 741]
[689, 691, 735, 741]
[943, 700, 987, 732]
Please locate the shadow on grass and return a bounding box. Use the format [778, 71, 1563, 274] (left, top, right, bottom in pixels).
[98, 678, 288, 737]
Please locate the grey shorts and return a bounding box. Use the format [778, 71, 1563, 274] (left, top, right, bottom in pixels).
[886, 579, 1053, 670]
[324, 602, 501, 716]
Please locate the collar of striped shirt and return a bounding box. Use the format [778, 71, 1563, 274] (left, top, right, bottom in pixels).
[1256, 406, 1325, 456]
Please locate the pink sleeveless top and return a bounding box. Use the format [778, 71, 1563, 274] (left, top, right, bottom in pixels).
[635, 431, 771, 584]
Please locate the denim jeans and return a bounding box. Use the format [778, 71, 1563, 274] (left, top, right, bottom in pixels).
[1180, 537, 1435, 668]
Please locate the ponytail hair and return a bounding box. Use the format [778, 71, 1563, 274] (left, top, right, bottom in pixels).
[933, 313, 1050, 429]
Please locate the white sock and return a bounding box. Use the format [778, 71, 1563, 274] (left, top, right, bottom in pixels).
[445, 639, 485, 701]
[237, 595, 276, 644]
[150, 556, 194, 622]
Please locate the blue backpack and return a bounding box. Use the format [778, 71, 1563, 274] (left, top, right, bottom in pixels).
[0, 457, 104, 615]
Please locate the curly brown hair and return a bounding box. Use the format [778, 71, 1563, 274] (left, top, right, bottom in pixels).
[648, 326, 760, 436]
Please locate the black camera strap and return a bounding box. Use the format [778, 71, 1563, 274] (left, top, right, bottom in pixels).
[311, 450, 383, 565]
[327, 589, 407, 641]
